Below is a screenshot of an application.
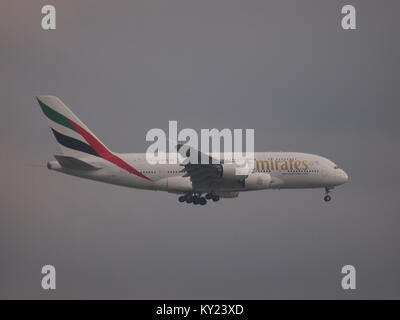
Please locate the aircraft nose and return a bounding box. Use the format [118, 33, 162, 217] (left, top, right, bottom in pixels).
[339, 169, 349, 184]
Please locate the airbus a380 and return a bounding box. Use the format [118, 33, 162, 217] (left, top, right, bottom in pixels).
[37, 96, 349, 206]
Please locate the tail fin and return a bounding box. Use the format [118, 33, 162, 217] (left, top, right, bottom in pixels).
[37, 95, 153, 181]
[36, 95, 111, 158]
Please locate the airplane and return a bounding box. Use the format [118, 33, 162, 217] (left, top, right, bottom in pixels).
[36, 96, 349, 206]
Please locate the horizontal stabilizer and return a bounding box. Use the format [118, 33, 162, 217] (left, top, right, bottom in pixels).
[54, 155, 100, 171]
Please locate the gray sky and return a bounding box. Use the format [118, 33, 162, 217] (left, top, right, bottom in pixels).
[1, 0, 399, 299]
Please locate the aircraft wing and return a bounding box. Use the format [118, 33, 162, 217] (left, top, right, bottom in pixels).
[177, 144, 230, 188]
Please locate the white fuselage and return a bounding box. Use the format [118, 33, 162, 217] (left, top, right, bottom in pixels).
[48, 152, 348, 196]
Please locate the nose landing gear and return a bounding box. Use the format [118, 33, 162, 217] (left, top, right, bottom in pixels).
[324, 187, 333, 202]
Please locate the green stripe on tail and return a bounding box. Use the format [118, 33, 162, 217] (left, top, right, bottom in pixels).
[37, 98, 77, 132]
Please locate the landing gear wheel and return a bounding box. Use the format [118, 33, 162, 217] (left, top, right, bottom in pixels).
[205, 193, 212, 200]
[212, 195, 220, 202]
[323, 187, 333, 202]
[185, 195, 193, 204]
[178, 196, 186, 203]
[193, 196, 200, 205]
[199, 197, 207, 206]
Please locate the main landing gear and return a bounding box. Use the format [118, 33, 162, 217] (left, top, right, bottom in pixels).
[178, 193, 220, 205]
[324, 187, 333, 202]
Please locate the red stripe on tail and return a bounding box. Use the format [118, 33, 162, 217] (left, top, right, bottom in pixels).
[69, 119, 152, 181]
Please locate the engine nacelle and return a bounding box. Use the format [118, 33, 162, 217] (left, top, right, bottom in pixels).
[217, 163, 249, 180]
[244, 173, 271, 190]
[154, 176, 193, 193]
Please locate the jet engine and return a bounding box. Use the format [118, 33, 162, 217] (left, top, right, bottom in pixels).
[217, 163, 249, 180]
